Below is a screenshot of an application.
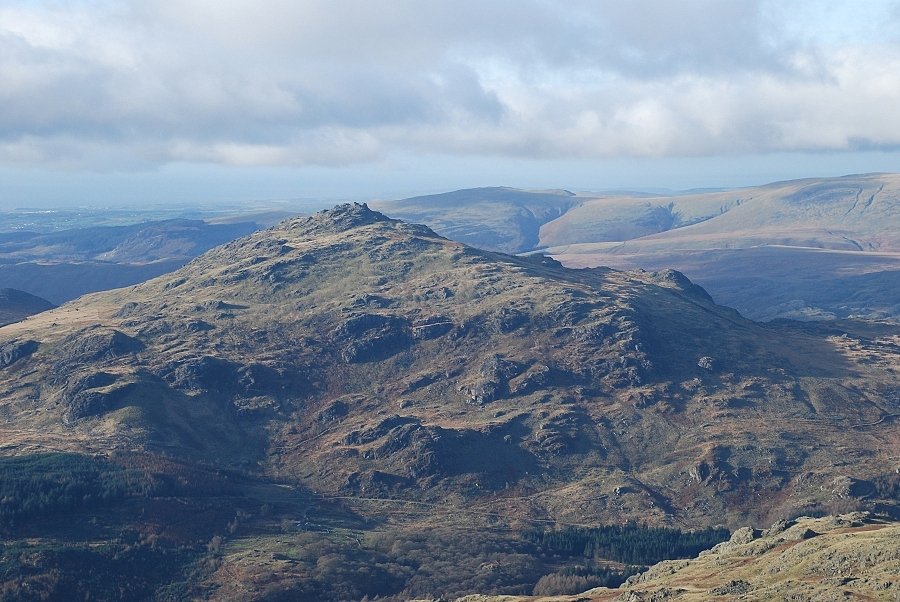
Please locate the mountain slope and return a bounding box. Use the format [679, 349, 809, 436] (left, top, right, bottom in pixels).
[3, 203, 897, 523]
[0, 204, 897, 599]
[540, 173, 900, 251]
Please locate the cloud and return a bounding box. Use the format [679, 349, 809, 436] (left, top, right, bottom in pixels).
[1, 0, 899, 171]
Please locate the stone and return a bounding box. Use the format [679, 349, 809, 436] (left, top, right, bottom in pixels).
[0, 339, 39, 369]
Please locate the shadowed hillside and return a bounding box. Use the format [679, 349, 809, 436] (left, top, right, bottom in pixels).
[0, 288, 55, 326]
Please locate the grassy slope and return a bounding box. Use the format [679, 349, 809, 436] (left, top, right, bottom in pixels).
[458, 513, 900, 601]
[540, 173, 900, 251]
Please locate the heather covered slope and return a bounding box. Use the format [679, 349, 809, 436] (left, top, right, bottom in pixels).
[0, 204, 896, 599]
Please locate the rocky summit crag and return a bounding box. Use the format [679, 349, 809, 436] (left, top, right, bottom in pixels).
[0, 203, 897, 600]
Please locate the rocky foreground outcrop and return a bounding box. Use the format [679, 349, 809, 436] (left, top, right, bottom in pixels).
[453, 513, 899, 601]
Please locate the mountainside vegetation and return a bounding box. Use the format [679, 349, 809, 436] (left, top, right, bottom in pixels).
[464, 512, 900, 601]
[0, 204, 896, 600]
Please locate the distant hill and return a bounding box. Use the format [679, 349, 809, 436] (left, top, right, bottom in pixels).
[372, 187, 577, 253]
[0, 218, 262, 304]
[544, 174, 900, 322]
[540, 173, 900, 251]
[0, 288, 54, 326]
[0, 260, 192, 306]
[0, 218, 261, 264]
[378, 174, 900, 321]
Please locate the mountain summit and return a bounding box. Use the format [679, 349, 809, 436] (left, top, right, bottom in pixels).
[288, 201, 405, 233]
[0, 205, 896, 599]
[4, 203, 895, 522]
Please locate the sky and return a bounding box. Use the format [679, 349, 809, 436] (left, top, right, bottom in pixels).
[2, 0, 900, 208]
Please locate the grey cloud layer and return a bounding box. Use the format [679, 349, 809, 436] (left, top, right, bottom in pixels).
[1, 0, 899, 168]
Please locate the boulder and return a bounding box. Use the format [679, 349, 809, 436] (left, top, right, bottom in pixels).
[697, 356, 717, 371]
[411, 315, 454, 340]
[57, 328, 143, 364]
[333, 313, 412, 363]
[0, 339, 39, 369]
[729, 526, 759, 544]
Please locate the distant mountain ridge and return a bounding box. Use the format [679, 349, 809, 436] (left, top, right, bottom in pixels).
[0, 218, 259, 263]
[376, 173, 900, 254]
[376, 174, 900, 321]
[371, 187, 577, 253]
[0, 218, 261, 304]
[544, 172, 900, 251]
